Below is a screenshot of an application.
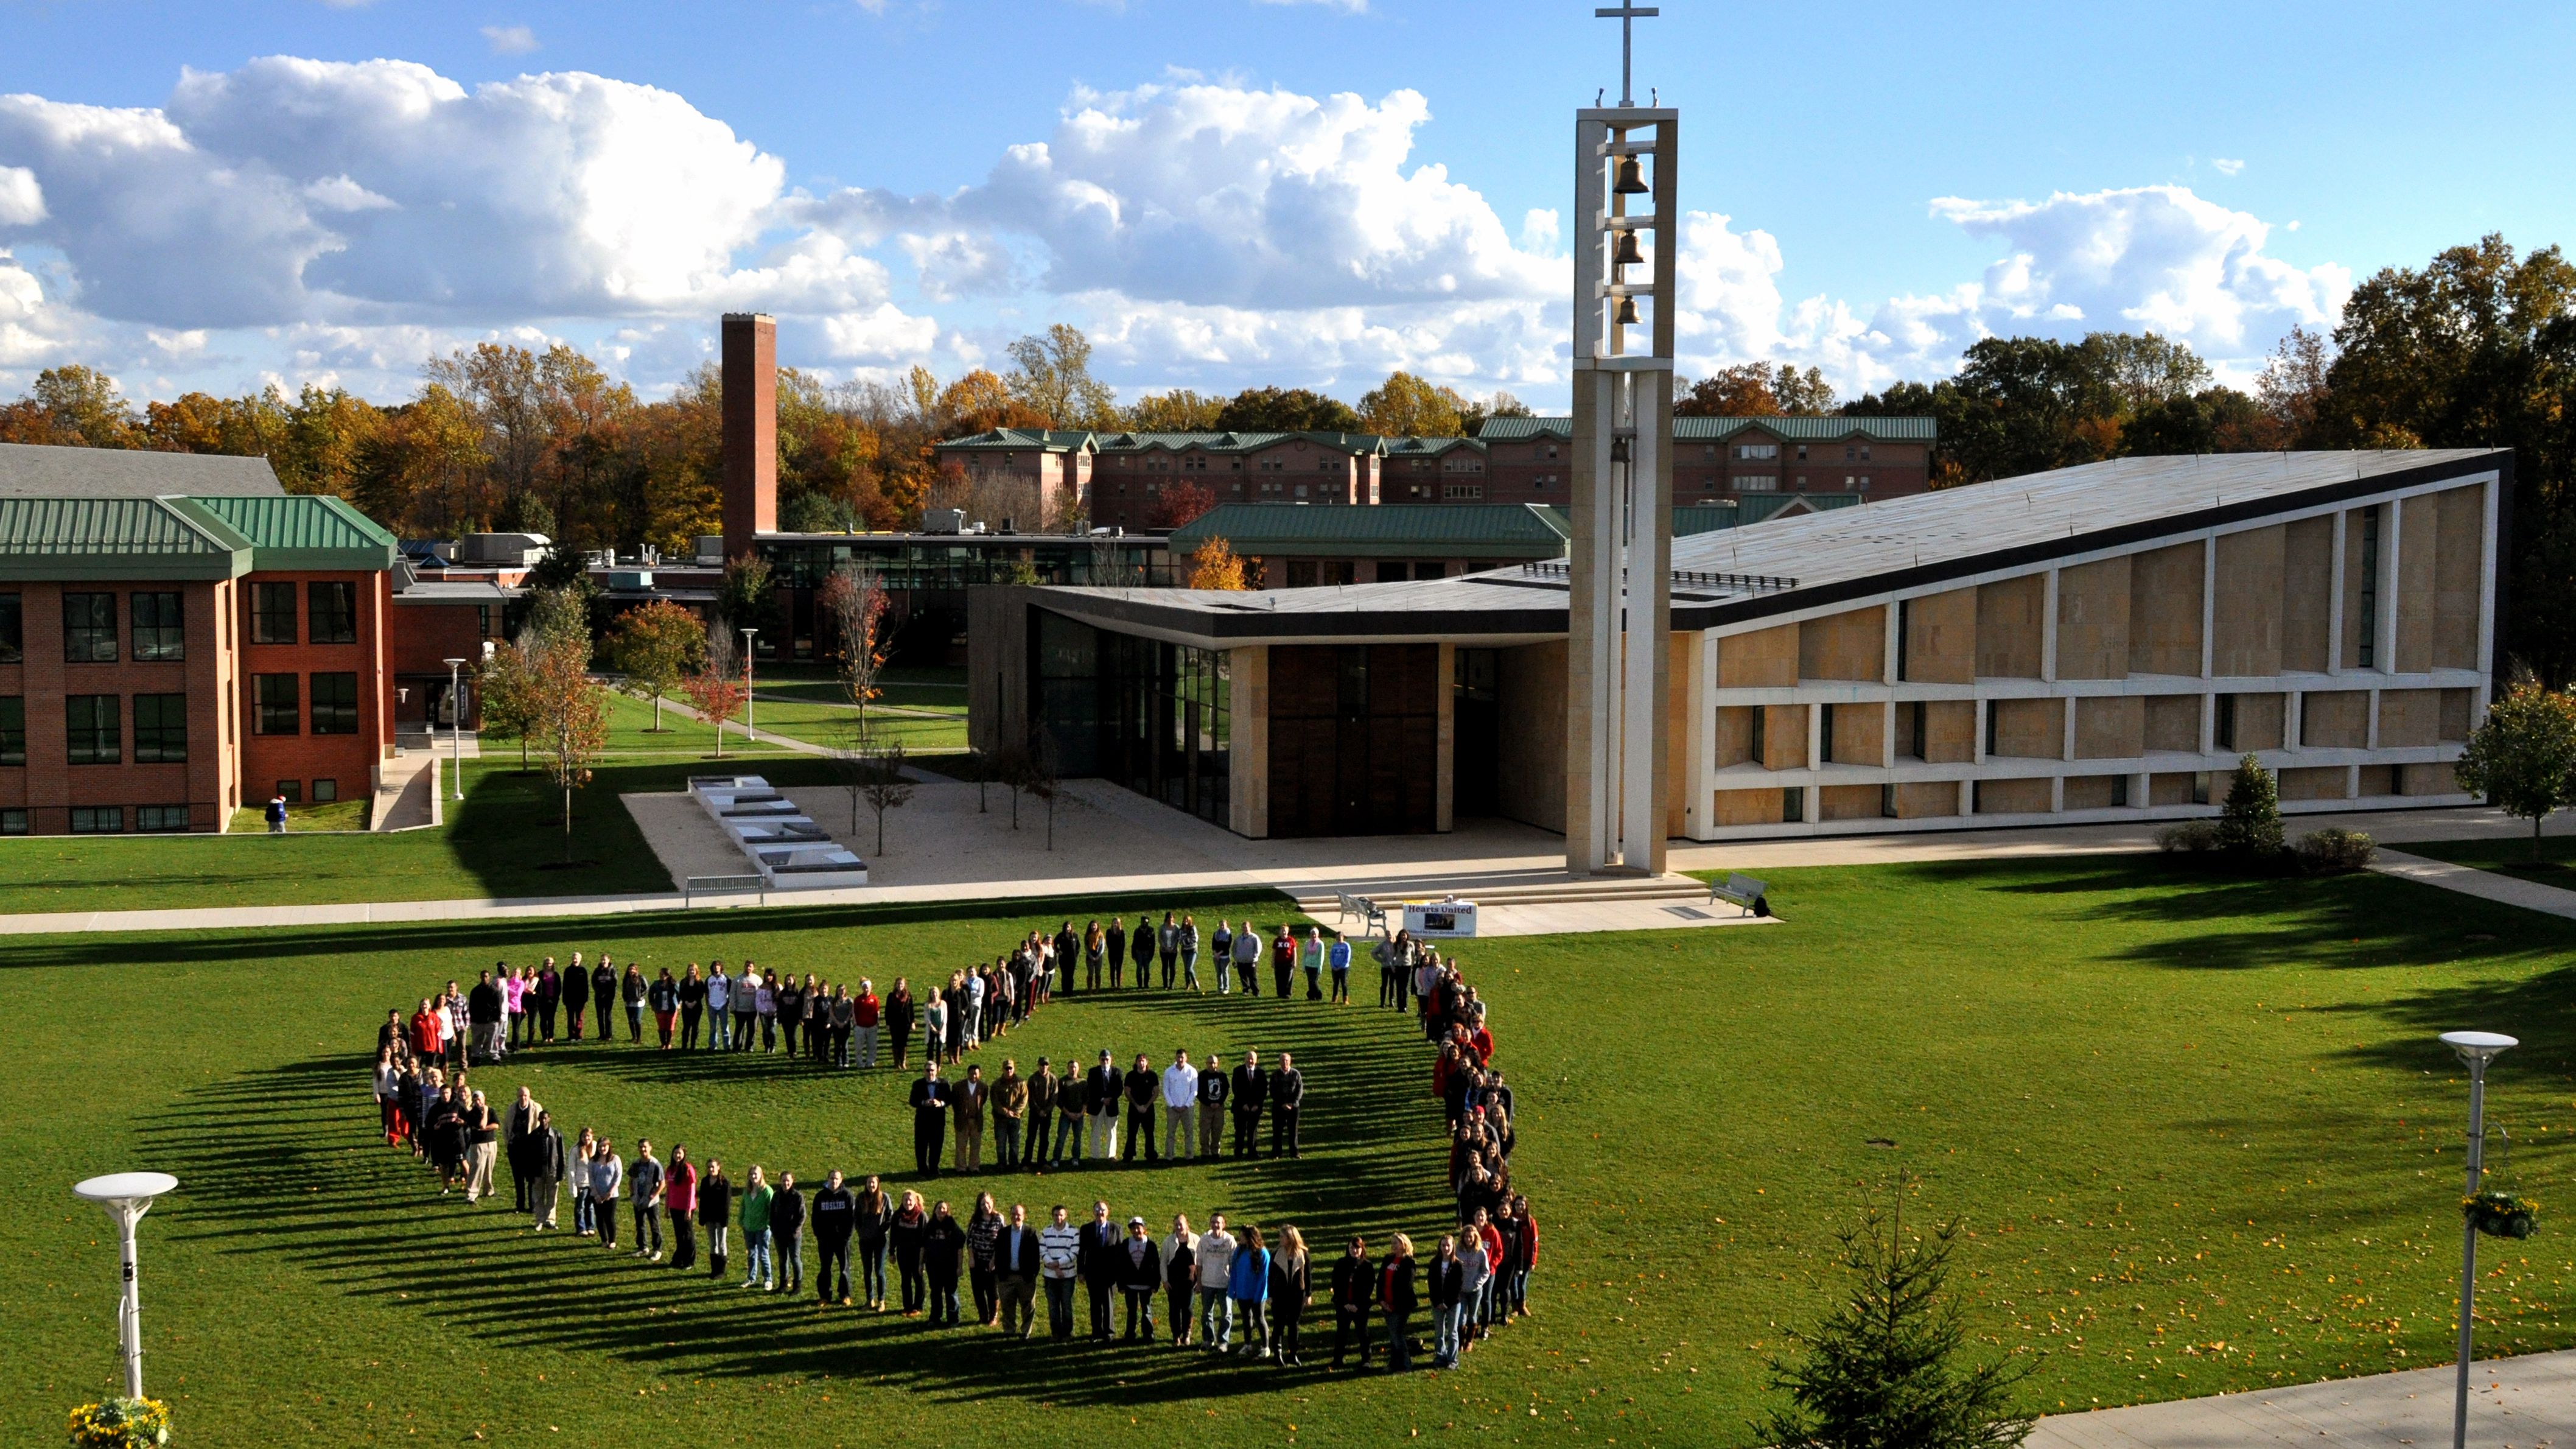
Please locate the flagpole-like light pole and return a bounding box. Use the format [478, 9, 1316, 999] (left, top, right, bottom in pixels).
[2440, 1030, 2516, 1449]
[73, 1172, 178, 1400]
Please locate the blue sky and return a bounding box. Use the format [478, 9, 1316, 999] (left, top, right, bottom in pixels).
[1, 0, 2569, 410]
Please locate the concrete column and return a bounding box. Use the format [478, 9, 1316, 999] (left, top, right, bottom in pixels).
[2325, 508, 2347, 676]
[1435, 642, 1455, 833]
[1227, 645, 1269, 839]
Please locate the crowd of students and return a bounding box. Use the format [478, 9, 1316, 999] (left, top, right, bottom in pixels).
[366, 915, 1536, 1372]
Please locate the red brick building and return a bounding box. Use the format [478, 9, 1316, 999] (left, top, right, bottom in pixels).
[1481, 415, 1936, 505]
[0, 463, 399, 835]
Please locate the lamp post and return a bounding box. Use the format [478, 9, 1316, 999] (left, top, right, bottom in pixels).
[443, 657, 468, 801]
[2440, 1029, 2516, 1449]
[738, 628, 759, 743]
[73, 1171, 177, 1400]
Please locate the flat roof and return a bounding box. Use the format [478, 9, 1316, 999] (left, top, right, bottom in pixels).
[1480, 415, 1937, 443]
[1019, 449, 2507, 644]
[0, 443, 285, 498]
[1166, 502, 1570, 557]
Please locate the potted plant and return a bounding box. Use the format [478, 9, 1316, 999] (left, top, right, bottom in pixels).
[2465, 1190, 2539, 1240]
[67, 1397, 170, 1448]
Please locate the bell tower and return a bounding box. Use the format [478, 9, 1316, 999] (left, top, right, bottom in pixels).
[1566, 5, 1676, 875]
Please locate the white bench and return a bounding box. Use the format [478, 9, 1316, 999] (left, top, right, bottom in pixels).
[1709, 873, 1769, 916]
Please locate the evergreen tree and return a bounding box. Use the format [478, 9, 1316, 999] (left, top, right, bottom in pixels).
[1760, 1183, 2034, 1449]
[2216, 753, 2284, 856]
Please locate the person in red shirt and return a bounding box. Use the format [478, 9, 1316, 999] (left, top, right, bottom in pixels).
[666, 1146, 701, 1269]
[855, 979, 883, 1069]
[410, 997, 445, 1061]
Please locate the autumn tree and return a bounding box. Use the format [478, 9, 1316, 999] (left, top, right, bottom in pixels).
[1188, 537, 1248, 589]
[1677, 362, 1836, 418]
[1147, 480, 1217, 530]
[607, 598, 704, 731]
[524, 597, 611, 861]
[1358, 370, 1468, 438]
[819, 563, 889, 747]
[1125, 389, 1226, 432]
[1213, 386, 1363, 434]
[1006, 323, 1118, 429]
[679, 619, 750, 758]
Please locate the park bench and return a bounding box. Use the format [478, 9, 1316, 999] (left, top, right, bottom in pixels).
[1709, 873, 1769, 917]
[1334, 892, 1390, 938]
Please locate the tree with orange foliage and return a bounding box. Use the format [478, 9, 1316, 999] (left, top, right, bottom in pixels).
[679, 620, 751, 759]
[1147, 480, 1216, 530]
[1188, 537, 1249, 591]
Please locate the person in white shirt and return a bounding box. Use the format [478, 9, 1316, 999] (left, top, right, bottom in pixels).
[1038, 1204, 1083, 1339]
[1193, 1213, 1239, 1351]
[705, 965, 733, 1050]
[1160, 1049, 1200, 1162]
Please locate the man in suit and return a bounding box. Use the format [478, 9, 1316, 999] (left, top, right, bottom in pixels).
[995, 1202, 1042, 1336]
[1024, 1059, 1057, 1174]
[1270, 1051, 1306, 1159]
[1121, 1051, 1160, 1163]
[1085, 1050, 1122, 1162]
[505, 1084, 543, 1212]
[952, 1062, 988, 1172]
[910, 1062, 950, 1177]
[527, 1109, 564, 1230]
[1230, 1048, 1267, 1159]
[1076, 1199, 1120, 1339]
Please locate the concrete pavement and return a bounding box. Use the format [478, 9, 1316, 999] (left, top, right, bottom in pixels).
[2029, 1348, 2576, 1448]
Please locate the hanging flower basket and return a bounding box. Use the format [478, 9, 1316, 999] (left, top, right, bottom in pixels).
[2465, 1190, 2538, 1240]
[66, 1397, 170, 1449]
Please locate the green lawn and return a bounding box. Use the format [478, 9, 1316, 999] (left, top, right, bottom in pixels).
[225, 797, 371, 833]
[5, 858, 2575, 1447]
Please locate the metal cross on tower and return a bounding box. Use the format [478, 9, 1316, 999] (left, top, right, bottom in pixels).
[1594, 3, 1659, 107]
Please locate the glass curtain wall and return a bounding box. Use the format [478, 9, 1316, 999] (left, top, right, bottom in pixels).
[1033, 611, 1229, 827]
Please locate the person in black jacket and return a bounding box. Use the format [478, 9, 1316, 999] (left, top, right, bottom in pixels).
[589, 958, 617, 1041]
[467, 969, 505, 1063]
[699, 1161, 733, 1279]
[1195, 1053, 1229, 1160]
[1076, 1200, 1120, 1339]
[677, 963, 706, 1050]
[648, 968, 680, 1049]
[811, 1170, 855, 1305]
[527, 1110, 565, 1231]
[1426, 1235, 1465, 1368]
[562, 956, 590, 1041]
[771, 1171, 807, 1295]
[1382, 1233, 1421, 1371]
[619, 961, 648, 1043]
[1121, 1052, 1159, 1163]
[1051, 922, 1079, 994]
[1105, 918, 1127, 989]
[1231, 1050, 1267, 1159]
[1329, 1235, 1373, 1368]
[1130, 913, 1156, 989]
[855, 1174, 895, 1310]
[995, 1202, 1042, 1336]
[1116, 1215, 1161, 1340]
[910, 1062, 949, 1177]
[922, 1201, 965, 1325]
[1270, 1052, 1305, 1159]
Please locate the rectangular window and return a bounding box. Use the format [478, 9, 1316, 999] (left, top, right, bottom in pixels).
[69, 805, 124, 834]
[1983, 701, 1998, 758]
[1782, 787, 1804, 824]
[1895, 600, 1912, 682]
[1857, 475, 1871, 491]
[252, 582, 298, 644]
[62, 592, 117, 662]
[0, 593, 19, 663]
[130, 591, 184, 661]
[133, 693, 189, 762]
[2112, 774, 2131, 807]
[1734, 443, 1779, 460]
[275, 778, 303, 804]
[309, 581, 358, 645]
[1748, 705, 1765, 762]
[310, 672, 360, 735]
[136, 805, 191, 832]
[254, 674, 300, 735]
[0, 696, 20, 765]
[1880, 782, 1897, 819]
[0, 808, 25, 835]
[1818, 703, 1836, 765]
[1861, 444, 1873, 461]
[2214, 693, 2238, 752]
[66, 695, 120, 764]
[1908, 700, 1927, 760]
[2357, 507, 2381, 670]
[1734, 474, 1778, 492]
[312, 778, 338, 803]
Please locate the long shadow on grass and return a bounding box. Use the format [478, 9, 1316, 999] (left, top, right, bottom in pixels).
[131, 995, 1451, 1403]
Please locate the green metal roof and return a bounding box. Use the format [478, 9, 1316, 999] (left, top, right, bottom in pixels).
[1166, 502, 1572, 558]
[934, 428, 1100, 452]
[189, 494, 398, 572]
[0, 496, 254, 580]
[1479, 415, 1937, 442]
[940, 428, 1402, 457]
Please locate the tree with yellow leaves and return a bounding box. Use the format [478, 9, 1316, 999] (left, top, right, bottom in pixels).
[1189, 537, 1249, 591]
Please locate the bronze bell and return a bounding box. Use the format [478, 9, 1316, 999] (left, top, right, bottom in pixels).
[1613, 155, 1649, 194]
[1614, 295, 1641, 325]
[1612, 230, 1645, 265]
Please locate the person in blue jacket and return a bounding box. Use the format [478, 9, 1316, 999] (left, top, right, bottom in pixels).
[1228, 1223, 1273, 1360]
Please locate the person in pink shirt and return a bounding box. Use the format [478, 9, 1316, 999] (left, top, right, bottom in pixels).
[503, 967, 531, 1052]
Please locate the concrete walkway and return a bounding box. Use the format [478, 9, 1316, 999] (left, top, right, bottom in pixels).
[2371, 848, 2576, 922]
[2029, 1348, 2576, 1447]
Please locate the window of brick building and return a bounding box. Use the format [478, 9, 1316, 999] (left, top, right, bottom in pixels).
[311, 672, 360, 735]
[133, 693, 189, 762]
[275, 779, 302, 803]
[0, 695, 21, 765]
[254, 674, 300, 735]
[312, 779, 340, 802]
[309, 581, 359, 645]
[131, 591, 185, 661]
[0, 809, 24, 835]
[0, 594, 19, 663]
[136, 805, 191, 832]
[66, 695, 121, 764]
[252, 583, 297, 644]
[69, 806, 124, 833]
[63, 592, 116, 662]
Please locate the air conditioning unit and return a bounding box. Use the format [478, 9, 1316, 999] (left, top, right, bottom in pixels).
[922, 508, 965, 535]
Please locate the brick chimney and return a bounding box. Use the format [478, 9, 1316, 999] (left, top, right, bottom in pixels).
[720, 312, 776, 559]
